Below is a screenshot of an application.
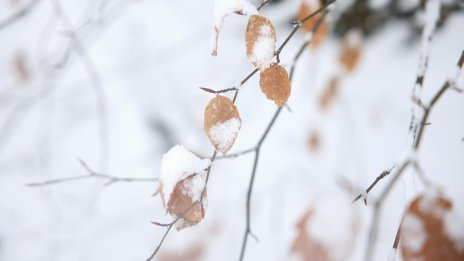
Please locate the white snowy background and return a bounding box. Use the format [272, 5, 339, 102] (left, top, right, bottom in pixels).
[0, 0, 463, 260]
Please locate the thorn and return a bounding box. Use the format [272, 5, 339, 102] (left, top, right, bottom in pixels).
[284, 103, 293, 113]
[150, 221, 171, 227]
[249, 230, 260, 243]
[199, 87, 216, 93]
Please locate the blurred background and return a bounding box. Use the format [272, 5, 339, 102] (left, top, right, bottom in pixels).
[0, 0, 463, 260]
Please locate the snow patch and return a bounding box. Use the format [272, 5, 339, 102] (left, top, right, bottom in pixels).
[444, 211, 464, 251]
[160, 145, 211, 205]
[209, 118, 241, 153]
[181, 172, 206, 202]
[402, 213, 426, 253]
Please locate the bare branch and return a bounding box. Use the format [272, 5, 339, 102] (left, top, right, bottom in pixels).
[360, 49, 463, 261]
[216, 147, 256, 160]
[50, 0, 110, 172]
[26, 159, 158, 187]
[0, 0, 43, 32]
[239, 8, 331, 260]
[257, 0, 272, 11]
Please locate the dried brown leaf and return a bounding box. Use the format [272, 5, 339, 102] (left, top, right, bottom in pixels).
[339, 30, 362, 72]
[308, 129, 321, 153]
[167, 174, 207, 231]
[245, 15, 276, 70]
[13, 51, 30, 82]
[204, 95, 241, 155]
[291, 194, 359, 261]
[291, 209, 329, 261]
[400, 193, 464, 261]
[297, 1, 328, 49]
[319, 76, 339, 111]
[259, 63, 291, 106]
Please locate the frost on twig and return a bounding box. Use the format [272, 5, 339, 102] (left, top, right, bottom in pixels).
[408, 0, 441, 149]
[211, 0, 258, 56]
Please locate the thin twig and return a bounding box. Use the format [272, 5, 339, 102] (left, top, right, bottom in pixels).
[257, 0, 272, 11]
[0, 0, 43, 32]
[26, 159, 158, 187]
[360, 49, 464, 261]
[275, 0, 334, 63]
[238, 8, 331, 261]
[216, 147, 256, 160]
[50, 0, 110, 172]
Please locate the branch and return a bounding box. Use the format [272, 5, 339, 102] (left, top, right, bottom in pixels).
[146, 2, 336, 260]
[0, 0, 43, 32]
[360, 49, 463, 261]
[352, 0, 449, 205]
[275, 0, 334, 63]
[257, 0, 272, 11]
[26, 159, 158, 187]
[50, 0, 110, 172]
[216, 147, 256, 160]
[238, 9, 331, 261]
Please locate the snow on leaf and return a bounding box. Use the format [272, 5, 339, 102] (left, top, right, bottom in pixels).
[291, 193, 359, 261]
[160, 145, 211, 227]
[246, 15, 276, 70]
[259, 63, 291, 106]
[400, 192, 464, 261]
[211, 0, 258, 56]
[204, 95, 241, 155]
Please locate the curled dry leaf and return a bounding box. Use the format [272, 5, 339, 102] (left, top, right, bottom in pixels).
[212, 0, 258, 56]
[259, 63, 291, 106]
[291, 193, 359, 261]
[400, 192, 464, 261]
[319, 76, 339, 111]
[246, 15, 276, 70]
[204, 95, 241, 155]
[339, 29, 363, 72]
[297, 0, 328, 49]
[160, 145, 211, 230]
